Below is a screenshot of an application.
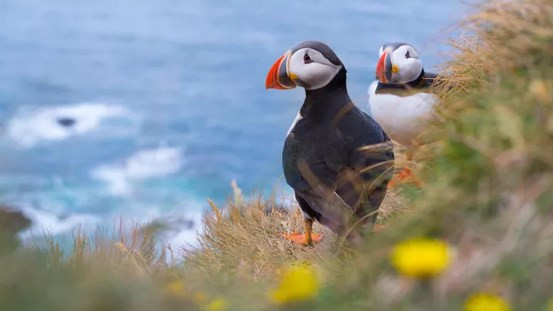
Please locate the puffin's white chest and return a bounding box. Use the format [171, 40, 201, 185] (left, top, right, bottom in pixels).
[368, 81, 437, 147]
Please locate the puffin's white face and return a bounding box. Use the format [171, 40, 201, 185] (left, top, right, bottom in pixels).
[266, 44, 343, 91]
[376, 44, 423, 84]
[287, 48, 343, 90]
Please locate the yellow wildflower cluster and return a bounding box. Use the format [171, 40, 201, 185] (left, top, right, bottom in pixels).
[391, 238, 451, 278]
[269, 264, 320, 305]
[464, 293, 510, 311]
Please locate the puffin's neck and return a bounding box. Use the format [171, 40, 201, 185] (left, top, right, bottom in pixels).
[300, 68, 351, 121]
[406, 69, 426, 87]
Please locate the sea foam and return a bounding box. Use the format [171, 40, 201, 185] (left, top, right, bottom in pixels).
[16, 202, 203, 249]
[18, 204, 100, 237]
[6, 102, 134, 148]
[91, 147, 184, 196]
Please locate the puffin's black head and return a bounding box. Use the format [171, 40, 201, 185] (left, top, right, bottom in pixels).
[376, 42, 423, 84]
[266, 41, 345, 91]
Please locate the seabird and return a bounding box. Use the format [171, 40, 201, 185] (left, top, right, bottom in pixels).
[266, 41, 395, 245]
[368, 42, 438, 185]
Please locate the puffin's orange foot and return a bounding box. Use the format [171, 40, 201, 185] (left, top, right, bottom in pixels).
[280, 232, 323, 246]
[389, 167, 423, 188]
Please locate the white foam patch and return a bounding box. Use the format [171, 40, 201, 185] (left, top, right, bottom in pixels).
[17, 202, 203, 249]
[91, 147, 184, 196]
[116, 198, 205, 250]
[157, 210, 203, 249]
[140, 208, 204, 250]
[6, 103, 132, 148]
[19, 205, 100, 237]
[104, 204, 204, 251]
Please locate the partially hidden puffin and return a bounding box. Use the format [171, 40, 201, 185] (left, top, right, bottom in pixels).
[368, 42, 438, 184]
[266, 41, 395, 245]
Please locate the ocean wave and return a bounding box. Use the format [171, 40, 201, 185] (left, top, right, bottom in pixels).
[91, 147, 184, 196]
[16, 202, 203, 248]
[18, 204, 101, 237]
[6, 102, 136, 148]
[153, 210, 203, 248]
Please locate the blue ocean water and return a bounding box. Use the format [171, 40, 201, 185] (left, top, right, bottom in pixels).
[0, 0, 464, 242]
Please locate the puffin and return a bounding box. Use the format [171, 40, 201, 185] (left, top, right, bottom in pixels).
[368, 42, 438, 184]
[266, 41, 395, 245]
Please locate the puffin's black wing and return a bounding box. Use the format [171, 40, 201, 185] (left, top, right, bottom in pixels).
[282, 124, 349, 196]
[336, 106, 394, 179]
[337, 108, 395, 224]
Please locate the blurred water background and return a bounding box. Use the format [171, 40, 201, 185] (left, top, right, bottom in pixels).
[0, 0, 464, 244]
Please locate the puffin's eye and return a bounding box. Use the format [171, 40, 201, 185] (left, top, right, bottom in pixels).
[405, 50, 411, 58]
[303, 53, 313, 64]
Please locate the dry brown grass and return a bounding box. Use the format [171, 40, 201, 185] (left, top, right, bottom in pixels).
[181, 168, 411, 279]
[184, 194, 338, 278]
[432, 0, 553, 108]
[42, 221, 169, 276]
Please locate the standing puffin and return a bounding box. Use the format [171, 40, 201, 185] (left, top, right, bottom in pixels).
[368, 42, 438, 184]
[266, 41, 394, 245]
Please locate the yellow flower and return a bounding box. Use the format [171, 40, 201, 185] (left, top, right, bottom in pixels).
[548, 297, 553, 311]
[206, 298, 227, 311]
[269, 264, 320, 304]
[391, 238, 451, 278]
[464, 293, 511, 311]
[165, 280, 186, 298]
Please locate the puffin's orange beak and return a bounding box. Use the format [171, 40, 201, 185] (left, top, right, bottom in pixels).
[376, 50, 393, 84]
[266, 51, 296, 90]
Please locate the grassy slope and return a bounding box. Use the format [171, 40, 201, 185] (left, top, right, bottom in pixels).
[2, 0, 553, 310]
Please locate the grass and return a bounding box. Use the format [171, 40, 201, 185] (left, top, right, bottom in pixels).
[2, 0, 553, 309]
